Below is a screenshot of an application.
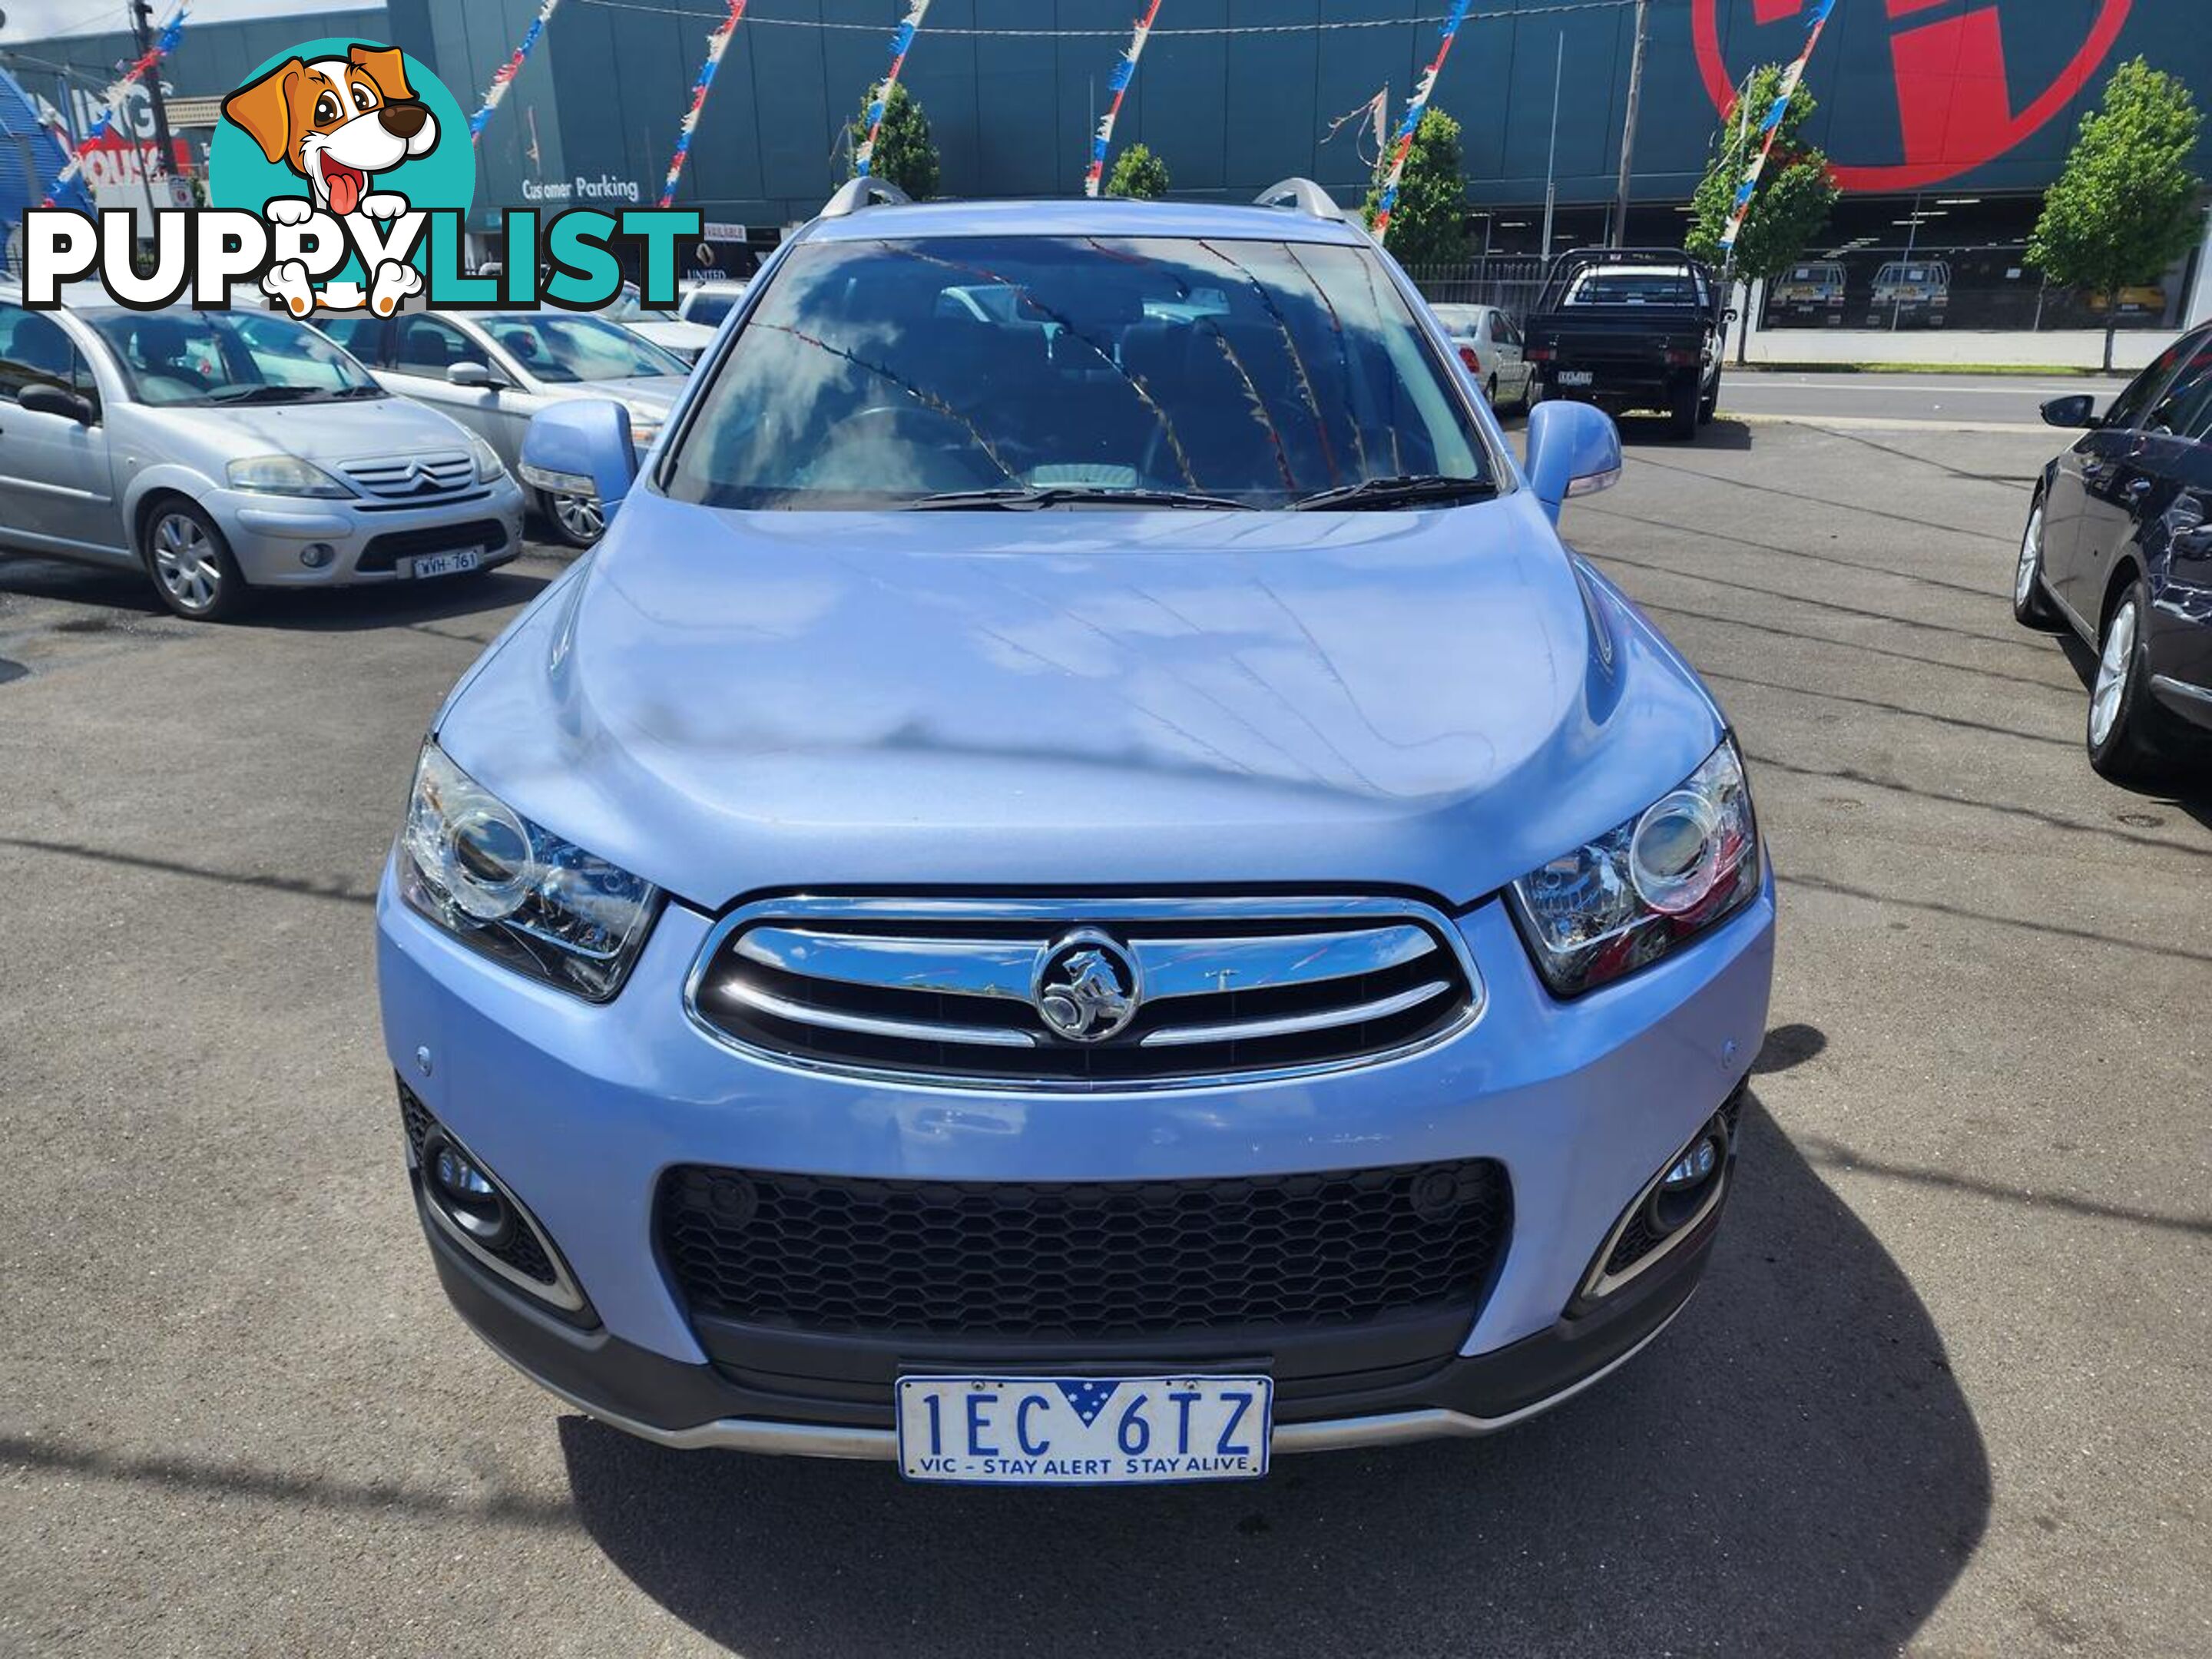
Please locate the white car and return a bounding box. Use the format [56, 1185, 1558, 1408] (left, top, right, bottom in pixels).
[601, 282, 717, 364]
[675, 279, 750, 331]
[1429, 303, 1534, 413]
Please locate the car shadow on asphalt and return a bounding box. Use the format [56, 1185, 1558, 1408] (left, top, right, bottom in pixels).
[1612, 415, 1753, 452]
[557, 1088, 1991, 1658]
[0, 552, 555, 636]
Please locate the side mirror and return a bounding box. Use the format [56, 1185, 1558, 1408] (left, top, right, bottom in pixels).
[520, 400, 637, 525]
[448, 359, 500, 388]
[2040, 393, 2101, 430]
[1524, 399, 1622, 522]
[18, 382, 94, 424]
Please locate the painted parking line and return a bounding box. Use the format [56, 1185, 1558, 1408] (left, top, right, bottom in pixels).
[1719, 411, 2048, 434]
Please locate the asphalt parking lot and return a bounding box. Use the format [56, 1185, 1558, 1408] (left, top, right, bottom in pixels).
[2, 409, 2207, 1657]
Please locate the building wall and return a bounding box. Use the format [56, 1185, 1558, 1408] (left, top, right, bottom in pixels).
[373, 0, 2209, 232]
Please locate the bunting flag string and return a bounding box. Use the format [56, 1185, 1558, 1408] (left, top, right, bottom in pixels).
[40, 5, 188, 207]
[658, 0, 751, 207]
[469, 0, 564, 144]
[1082, 0, 1164, 198]
[1716, 0, 1835, 257]
[855, 0, 932, 178]
[1368, 0, 1470, 244]
[654, 1, 752, 207]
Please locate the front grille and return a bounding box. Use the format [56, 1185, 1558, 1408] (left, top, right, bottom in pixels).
[356, 518, 510, 574]
[657, 1159, 1511, 1340]
[687, 896, 1481, 1088]
[342, 451, 475, 501]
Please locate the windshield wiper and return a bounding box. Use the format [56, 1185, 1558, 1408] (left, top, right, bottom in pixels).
[902, 485, 1256, 512]
[326, 384, 385, 399]
[204, 386, 319, 405]
[1290, 475, 1500, 511]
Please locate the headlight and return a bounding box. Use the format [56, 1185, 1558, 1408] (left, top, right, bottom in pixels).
[399, 742, 659, 1001]
[227, 454, 352, 497]
[468, 433, 508, 484]
[1508, 738, 1760, 996]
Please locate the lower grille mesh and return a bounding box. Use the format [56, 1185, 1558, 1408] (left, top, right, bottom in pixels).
[658, 1160, 1511, 1340]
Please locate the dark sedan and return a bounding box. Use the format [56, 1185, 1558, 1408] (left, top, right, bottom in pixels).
[2018, 325, 2212, 781]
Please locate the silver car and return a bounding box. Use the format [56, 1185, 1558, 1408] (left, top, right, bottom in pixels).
[1429, 303, 1535, 414]
[0, 296, 525, 621]
[316, 309, 687, 547]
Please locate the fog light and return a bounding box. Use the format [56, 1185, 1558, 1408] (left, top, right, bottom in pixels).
[1662, 1135, 1721, 1193]
[426, 1135, 510, 1245]
[300, 542, 336, 568]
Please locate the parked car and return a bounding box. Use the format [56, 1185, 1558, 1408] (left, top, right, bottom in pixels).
[1524, 248, 1727, 439]
[1770, 260, 1848, 321]
[313, 308, 687, 547]
[380, 180, 1774, 1485]
[1429, 303, 1535, 412]
[675, 279, 750, 329]
[601, 280, 718, 365]
[2017, 324, 2212, 780]
[1869, 260, 1950, 327]
[0, 295, 523, 621]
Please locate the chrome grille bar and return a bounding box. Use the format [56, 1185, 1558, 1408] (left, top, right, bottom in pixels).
[341, 452, 475, 500]
[686, 895, 1484, 1090]
[1140, 981, 1455, 1048]
[719, 979, 1039, 1048]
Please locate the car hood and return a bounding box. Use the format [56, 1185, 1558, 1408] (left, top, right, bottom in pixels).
[137, 395, 473, 463]
[438, 488, 1726, 909]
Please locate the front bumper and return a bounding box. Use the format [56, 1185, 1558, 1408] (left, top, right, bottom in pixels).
[378, 862, 1776, 1454]
[205, 475, 527, 587]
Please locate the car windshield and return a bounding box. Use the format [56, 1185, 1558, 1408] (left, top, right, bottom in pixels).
[661, 233, 1493, 511]
[1564, 270, 1698, 306]
[85, 310, 383, 406]
[1429, 305, 1483, 333]
[478, 313, 687, 384]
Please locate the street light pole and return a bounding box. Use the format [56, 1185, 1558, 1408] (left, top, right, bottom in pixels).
[1610, 0, 1649, 247]
[129, 0, 176, 183]
[1541, 32, 1562, 260]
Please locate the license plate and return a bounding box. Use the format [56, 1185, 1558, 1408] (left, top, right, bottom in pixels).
[896, 1374, 1273, 1485]
[1557, 369, 1594, 387]
[408, 548, 482, 580]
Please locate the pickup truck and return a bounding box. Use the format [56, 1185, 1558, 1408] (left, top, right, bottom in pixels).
[1523, 248, 1727, 439]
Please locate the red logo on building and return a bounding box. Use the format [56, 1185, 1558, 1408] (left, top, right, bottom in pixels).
[1693, 0, 2133, 191]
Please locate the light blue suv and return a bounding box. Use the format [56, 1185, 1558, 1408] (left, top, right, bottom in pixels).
[378, 179, 1775, 1487]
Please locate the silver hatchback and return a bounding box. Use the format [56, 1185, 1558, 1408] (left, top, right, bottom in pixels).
[0, 298, 525, 621]
[314, 309, 687, 547]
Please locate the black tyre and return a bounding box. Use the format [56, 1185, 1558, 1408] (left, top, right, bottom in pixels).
[1485, 373, 1498, 411]
[2086, 578, 2181, 783]
[142, 499, 250, 622]
[541, 488, 606, 548]
[2012, 495, 2061, 629]
[1667, 372, 1699, 440]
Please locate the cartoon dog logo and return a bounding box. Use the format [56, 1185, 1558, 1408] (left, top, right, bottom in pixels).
[221, 44, 437, 316]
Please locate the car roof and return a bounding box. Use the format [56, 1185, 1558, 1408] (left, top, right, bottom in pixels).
[800, 196, 1367, 247]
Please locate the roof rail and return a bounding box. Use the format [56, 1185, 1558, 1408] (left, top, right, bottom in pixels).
[820, 176, 912, 220]
[1253, 177, 1338, 219]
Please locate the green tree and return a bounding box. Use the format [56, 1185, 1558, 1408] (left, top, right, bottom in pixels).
[1686, 64, 1839, 364]
[1104, 142, 1171, 200]
[1363, 108, 1469, 272]
[850, 80, 939, 200]
[2029, 57, 2204, 371]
